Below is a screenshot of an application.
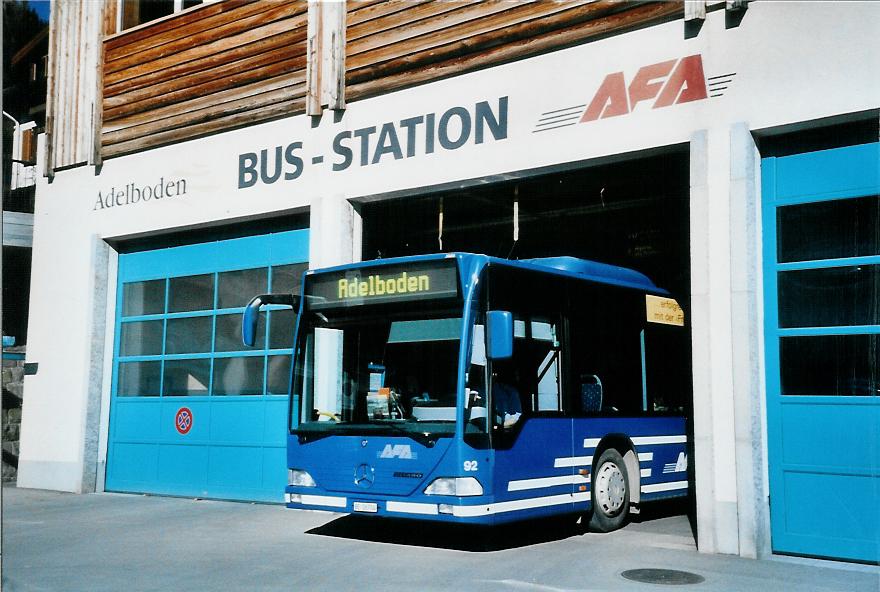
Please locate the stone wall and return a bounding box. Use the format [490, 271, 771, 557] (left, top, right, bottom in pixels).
[3, 347, 25, 482]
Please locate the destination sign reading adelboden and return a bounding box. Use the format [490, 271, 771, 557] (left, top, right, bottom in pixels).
[306, 261, 459, 309]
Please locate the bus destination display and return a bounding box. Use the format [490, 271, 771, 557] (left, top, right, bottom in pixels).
[305, 260, 459, 309]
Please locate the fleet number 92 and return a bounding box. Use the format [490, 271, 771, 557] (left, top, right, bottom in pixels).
[463, 460, 479, 471]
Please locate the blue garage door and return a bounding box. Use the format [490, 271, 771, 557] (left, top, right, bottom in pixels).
[762, 142, 879, 562]
[106, 229, 308, 502]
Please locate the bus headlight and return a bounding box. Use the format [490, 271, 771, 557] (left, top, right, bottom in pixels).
[289, 469, 316, 487]
[424, 477, 483, 497]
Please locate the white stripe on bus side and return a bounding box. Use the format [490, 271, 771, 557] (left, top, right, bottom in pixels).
[507, 474, 590, 492]
[452, 492, 592, 517]
[584, 435, 686, 449]
[641, 480, 688, 493]
[638, 452, 654, 462]
[553, 456, 593, 468]
[631, 435, 687, 445]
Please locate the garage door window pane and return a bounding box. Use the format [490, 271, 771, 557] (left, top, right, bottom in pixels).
[218, 267, 267, 309]
[118, 361, 161, 396]
[216, 312, 265, 352]
[267, 355, 292, 394]
[169, 274, 214, 312]
[269, 309, 296, 350]
[271, 263, 308, 295]
[778, 265, 880, 327]
[120, 320, 164, 356]
[122, 280, 165, 316]
[163, 359, 210, 396]
[780, 335, 879, 396]
[214, 356, 264, 395]
[166, 317, 212, 354]
[777, 195, 880, 263]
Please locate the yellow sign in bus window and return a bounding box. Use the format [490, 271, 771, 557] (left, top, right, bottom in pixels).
[646, 295, 684, 326]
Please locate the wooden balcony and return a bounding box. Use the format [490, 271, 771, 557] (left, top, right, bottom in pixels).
[99, 0, 682, 160]
[101, 0, 309, 158]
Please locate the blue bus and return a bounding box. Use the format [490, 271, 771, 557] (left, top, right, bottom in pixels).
[243, 253, 690, 530]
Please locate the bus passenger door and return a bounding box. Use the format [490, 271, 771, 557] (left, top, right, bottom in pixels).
[491, 317, 576, 521]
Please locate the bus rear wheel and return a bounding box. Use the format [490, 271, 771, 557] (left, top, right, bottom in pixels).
[589, 448, 630, 533]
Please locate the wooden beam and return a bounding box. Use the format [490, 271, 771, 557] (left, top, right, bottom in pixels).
[103, 47, 303, 112]
[106, 0, 277, 62]
[43, 0, 60, 178]
[306, 1, 346, 115]
[306, 0, 322, 115]
[346, 0, 431, 28]
[104, 71, 305, 133]
[326, 0, 346, 111]
[104, 29, 306, 98]
[104, 55, 306, 122]
[346, 1, 627, 83]
[103, 0, 118, 35]
[103, 12, 307, 87]
[347, 2, 680, 103]
[684, 0, 706, 21]
[104, 2, 305, 75]
[102, 80, 306, 145]
[347, 1, 474, 42]
[92, 2, 112, 167]
[347, 0, 534, 58]
[102, 97, 307, 158]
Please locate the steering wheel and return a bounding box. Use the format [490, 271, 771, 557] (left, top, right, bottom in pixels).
[317, 410, 341, 422]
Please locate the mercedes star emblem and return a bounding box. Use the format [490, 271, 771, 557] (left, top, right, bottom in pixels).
[354, 463, 375, 488]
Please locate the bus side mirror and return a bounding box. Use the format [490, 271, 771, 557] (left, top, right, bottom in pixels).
[242, 293, 300, 347]
[486, 310, 513, 360]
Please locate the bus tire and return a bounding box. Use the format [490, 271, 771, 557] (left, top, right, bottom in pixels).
[589, 448, 630, 533]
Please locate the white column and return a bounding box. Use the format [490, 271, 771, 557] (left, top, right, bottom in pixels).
[308, 192, 361, 269]
[18, 137, 95, 492]
[690, 127, 740, 555]
[728, 122, 771, 558]
[79, 235, 111, 493]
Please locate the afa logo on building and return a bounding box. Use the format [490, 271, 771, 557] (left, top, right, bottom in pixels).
[533, 54, 735, 132]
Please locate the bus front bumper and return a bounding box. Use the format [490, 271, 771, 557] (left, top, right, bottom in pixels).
[284, 490, 588, 525]
[284, 492, 500, 524]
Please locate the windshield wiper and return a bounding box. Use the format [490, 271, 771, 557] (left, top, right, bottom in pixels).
[379, 422, 438, 448]
[295, 420, 446, 447]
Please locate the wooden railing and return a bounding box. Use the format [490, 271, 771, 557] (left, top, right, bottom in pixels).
[101, 0, 308, 158]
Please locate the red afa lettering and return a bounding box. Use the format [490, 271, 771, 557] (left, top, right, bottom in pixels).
[581, 55, 708, 123]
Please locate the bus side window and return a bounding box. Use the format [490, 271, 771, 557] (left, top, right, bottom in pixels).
[568, 286, 643, 414]
[643, 325, 689, 414]
[485, 266, 567, 419]
[533, 321, 562, 412]
[510, 318, 562, 414]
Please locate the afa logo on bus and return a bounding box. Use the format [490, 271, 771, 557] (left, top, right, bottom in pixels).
[379, 444, 417, 460]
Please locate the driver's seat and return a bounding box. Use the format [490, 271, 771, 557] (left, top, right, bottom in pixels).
[581, 374, 603, 412]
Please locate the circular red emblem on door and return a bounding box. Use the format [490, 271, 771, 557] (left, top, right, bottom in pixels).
[175, 407, 193, 435]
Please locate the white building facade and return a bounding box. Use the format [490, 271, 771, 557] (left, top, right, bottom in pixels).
[18, 2, 880, 563]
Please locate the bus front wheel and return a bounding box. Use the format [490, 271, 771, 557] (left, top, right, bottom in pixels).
[589, 448, 630, 533]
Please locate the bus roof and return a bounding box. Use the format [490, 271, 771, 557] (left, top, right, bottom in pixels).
[308, 253, 666, 294]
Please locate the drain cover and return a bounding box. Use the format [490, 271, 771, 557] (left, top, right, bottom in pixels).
[621, 569, 705, 585]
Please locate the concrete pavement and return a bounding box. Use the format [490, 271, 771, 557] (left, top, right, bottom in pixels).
[2, 486, 878, 591]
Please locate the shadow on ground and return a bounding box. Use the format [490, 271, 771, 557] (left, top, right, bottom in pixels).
[306, 499, 693, 552]
[631, 497, 697, 539]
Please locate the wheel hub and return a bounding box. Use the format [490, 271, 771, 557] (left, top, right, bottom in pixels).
[596, 461, 626, 514]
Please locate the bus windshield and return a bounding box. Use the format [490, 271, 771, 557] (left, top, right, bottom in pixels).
[293, 306, 464, 440]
